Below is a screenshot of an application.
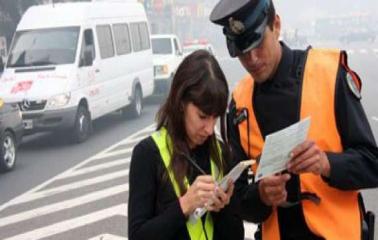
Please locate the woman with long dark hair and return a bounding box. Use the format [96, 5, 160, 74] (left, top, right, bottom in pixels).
[128, 50, 244, 240]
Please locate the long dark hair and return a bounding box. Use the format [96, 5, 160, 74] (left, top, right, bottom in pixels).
[156, 50, 231, 195]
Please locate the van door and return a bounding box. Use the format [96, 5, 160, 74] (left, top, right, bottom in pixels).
[111, 23, 133, 110]
[94, 24, 116, 117]
[77, 28, 99, 117]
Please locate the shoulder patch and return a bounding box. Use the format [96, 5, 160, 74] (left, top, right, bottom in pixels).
[346, 72, 361, 100]
[340, 51, 362, 100]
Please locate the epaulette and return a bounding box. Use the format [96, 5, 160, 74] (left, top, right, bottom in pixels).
[340, 51, 362, 100]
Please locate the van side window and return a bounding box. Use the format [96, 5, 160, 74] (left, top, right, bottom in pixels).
[96, 25, 115, 59]
[139, 22, 150, 50]
[113, 23, 131, 55]
[79, 29, 95, 67]
[130, 23, 141, 52]
[130, 22, 150, 52]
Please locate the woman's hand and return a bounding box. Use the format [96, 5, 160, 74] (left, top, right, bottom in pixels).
[206, 179, 234, 212]
[179, 175, 216, 217]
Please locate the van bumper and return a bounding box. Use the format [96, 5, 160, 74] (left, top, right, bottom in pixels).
[153, 77, 172, 95]
[22, 106, 77, 133]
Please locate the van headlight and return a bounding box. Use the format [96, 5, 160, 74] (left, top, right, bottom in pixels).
[47, 93, 71, 109]
[0, 98, 3, 109]
[154, 65, 169, 76]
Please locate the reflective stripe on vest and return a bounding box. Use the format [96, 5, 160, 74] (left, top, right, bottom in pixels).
[233, 49, 360, 240]
[151, 128, 223, 240]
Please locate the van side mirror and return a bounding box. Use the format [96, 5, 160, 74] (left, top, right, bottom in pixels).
[79, 29, 95, 67]
[84, 30, 94, 45]
[0, 57, 4, 72]
[79, 50, 93, 67]
[84, 50, 93, 66]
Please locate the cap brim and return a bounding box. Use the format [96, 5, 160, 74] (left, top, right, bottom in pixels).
[226, 18, 268, 57]
[241, 18, 268, 53]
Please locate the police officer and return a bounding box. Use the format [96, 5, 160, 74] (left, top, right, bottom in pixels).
[210, 0, 378, 239]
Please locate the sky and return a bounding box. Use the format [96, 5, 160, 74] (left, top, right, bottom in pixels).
[275, 0, 378, 29]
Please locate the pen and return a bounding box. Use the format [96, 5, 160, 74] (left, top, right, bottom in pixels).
[182, 152, 225, 200]
[182, 153, 208, 176]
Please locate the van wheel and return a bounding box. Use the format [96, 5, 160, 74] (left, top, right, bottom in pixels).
[131, 87, 143, 118]
[0, 131, 16, 172]
[72, 104, 91, 143]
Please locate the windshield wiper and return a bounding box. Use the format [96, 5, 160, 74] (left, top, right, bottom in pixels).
[9, 60, 57, 68]
[28, 60, 56, 66]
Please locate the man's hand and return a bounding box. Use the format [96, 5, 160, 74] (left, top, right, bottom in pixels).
[258, 174, 291, 207]
[287, 140, 330, 177]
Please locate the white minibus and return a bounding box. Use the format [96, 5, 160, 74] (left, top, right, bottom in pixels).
[0, 0, 154, 142]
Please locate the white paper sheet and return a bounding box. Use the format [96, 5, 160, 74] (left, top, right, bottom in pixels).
[255, 117, 311, 182]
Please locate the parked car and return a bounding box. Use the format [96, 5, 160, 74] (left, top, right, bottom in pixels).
[0, 1, 154, 143]
[183, 39, 216, 58]
[0, 98, 23, 172]
[151, 34, 183, 95]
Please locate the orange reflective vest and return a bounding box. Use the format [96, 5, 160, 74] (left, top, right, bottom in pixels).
[233, 49, 361, 240]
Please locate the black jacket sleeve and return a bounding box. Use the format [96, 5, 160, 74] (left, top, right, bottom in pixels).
[128, 138, 187, 240]
[227, 100, 272, 223]
[326, 62, 378, 190]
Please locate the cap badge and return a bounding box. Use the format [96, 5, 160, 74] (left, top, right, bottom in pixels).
[228, 17, 245, 35]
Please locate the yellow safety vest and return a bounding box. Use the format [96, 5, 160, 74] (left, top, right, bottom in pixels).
[233, 49, 361, 240]
[152, 127, 223, 240]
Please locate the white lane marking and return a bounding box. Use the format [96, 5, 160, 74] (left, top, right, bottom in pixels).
[359, 49, 368, 54]
[0, 184, 128, 228]
[93, 147, 133, 160]
[59, 158, 129, 179]
[117, 124, 156, 146]
[122, 134, 149, 145]
[372, 116, 378, 122]
[88, 234, 127, 240]
[137, 123, 156, 133]
[11, 169, 129, 206]
[244, 222, 257, 239]
[0, 123, 154, 212]
[3, 204, 127, 240]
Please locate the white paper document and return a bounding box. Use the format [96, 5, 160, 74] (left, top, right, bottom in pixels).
[255, 117, 311, 182]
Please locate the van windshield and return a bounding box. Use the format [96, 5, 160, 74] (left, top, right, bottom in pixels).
[7, 27, 80, 68]
[151, 38, 172, 55]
